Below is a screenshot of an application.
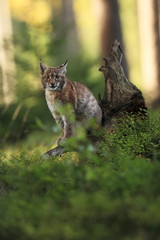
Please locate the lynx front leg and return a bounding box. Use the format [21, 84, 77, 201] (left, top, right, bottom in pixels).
[57, 116, 73, 145]
[54, 116, 64, 145]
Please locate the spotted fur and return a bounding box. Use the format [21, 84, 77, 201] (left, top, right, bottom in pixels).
[40, 60, 102, 145]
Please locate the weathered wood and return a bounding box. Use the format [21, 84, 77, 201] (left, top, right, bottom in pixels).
[99, 39, 147, 128]
[41, 146, 65, 159]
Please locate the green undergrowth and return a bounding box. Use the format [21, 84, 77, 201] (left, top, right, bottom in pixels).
[0, 110, 160, 240]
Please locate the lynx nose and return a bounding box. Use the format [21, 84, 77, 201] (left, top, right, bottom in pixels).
[51, 83, 56, 88]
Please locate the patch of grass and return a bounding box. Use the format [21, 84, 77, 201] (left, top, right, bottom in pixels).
[0, 110, 160, 240]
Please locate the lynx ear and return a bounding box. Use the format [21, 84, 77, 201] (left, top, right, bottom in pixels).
[59, 60, 68, 74]
[40, 60, 48, 75]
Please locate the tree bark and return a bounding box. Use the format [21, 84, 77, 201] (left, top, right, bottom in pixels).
[99, 40, 146, 129]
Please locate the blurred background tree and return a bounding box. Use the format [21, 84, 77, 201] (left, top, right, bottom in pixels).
[0, 0, 15, 104]
[99, 0, 128, 75]
[0, 0, 160, 146]
[61, 0, 79, 55]
[137, 0, 160, 104]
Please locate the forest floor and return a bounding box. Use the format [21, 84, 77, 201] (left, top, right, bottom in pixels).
[1, 109, 160, 239]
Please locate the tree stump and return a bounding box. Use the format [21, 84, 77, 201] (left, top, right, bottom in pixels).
[99, 39, 147, 129]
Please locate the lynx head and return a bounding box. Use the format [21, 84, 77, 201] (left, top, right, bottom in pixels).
[40, 60, 68, 91]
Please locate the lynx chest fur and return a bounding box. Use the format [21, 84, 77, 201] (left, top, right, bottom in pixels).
[40, 60, 102, 144]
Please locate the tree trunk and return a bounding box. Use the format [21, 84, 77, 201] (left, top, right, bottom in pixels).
[50, 0, 79, 58]
[151, 0, 160, 107]
[137, 0, 160, 104]
[0, 0, 15, 105]
[100, 0, 128, 76]
[61, 0, 79, 56]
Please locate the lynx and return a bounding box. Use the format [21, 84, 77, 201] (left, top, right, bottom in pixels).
[40, 60, 102, 145]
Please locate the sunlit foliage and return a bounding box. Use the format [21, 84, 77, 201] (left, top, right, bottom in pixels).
[9, 0, 52, 26]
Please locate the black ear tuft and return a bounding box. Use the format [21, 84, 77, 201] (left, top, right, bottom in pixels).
[59, 60, 68, 74]
[40, 60, 48, 75]
[60, 60, 68, 68]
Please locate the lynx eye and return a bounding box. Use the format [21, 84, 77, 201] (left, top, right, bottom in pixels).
[55, 74, 59, 79]
[45, 76, 49, 81]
